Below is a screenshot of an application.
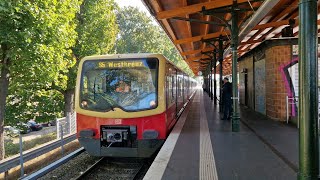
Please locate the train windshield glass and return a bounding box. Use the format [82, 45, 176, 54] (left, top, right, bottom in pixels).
[80, 58, 158, 112]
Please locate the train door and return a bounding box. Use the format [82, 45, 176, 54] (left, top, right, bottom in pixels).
[177, 72, 183, 112]
[187, 77, 189, 98]
[175, 69, 178, 116]
[184, 75, 188, 103]
[182, 74, 185, 104]
[166, 63, 177, 127]
[166, 63, 173, 108]
[172, 69, 176, 116]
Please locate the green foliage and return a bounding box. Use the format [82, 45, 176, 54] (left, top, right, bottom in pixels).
[114, 6, 156, 53]
[0, 0, 81, 125]
[1, 1, 193, 128]
[5, 90, 64, 124]
[4, 132, 56, 158]
[113, 6, 193, 76]
[0, 0, 115, 159]
[0, 0, 80, 83]
[74, 0, 118, 59]
[59, 0, 119, 92]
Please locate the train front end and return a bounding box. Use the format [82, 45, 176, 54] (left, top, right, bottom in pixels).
[75, 54, 166, 157]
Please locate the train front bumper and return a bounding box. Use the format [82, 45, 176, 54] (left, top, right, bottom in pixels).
[78, 129, 164, 157]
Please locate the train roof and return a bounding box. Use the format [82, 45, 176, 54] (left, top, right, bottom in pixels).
[81, 53, 194, 78]
[81, 53, 164, 61]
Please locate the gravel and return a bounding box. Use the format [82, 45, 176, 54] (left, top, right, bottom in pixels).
[39, 154, 153, 180]
[39, 152, 101, 180]
[38, 149, 158, 180]
[81, 159, 144, 180]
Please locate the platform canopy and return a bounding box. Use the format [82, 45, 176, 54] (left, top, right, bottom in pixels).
[142, 0, 319, 75]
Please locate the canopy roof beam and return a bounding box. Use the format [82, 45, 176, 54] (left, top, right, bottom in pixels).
[157, 0, 264, 20]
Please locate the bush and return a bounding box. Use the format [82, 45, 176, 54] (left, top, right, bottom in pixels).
[4, 133, 57, 158]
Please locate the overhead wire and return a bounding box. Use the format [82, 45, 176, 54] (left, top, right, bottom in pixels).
[247, 0, 255, 12]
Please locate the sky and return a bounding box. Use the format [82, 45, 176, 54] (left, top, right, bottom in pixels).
[116, 0, 157, 24]
[116, 0, 150, 14]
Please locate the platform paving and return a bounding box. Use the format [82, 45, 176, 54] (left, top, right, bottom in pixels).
[203, 91, 297, 180]
[144, 89, 298, 180]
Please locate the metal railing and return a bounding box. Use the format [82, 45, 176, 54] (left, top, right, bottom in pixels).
[0, 134, 76, 175]
[286, 96, 298, 124]
[286, 94, 320, 129]
[21, 147, 85, 180]
[1, 113, 77, 178]
[57, 112, 77, 139]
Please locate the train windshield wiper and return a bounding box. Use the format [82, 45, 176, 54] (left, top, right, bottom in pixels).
[100, 94, 116, 112]
[105, 100, 115, 111]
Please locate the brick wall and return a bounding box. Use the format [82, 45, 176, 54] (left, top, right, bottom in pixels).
[265, 45, 292, 121]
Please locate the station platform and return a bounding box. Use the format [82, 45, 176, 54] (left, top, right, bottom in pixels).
[144, 89, 298, 180]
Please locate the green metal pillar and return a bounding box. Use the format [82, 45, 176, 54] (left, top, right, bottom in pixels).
[206, 72, 208, 93]
[219, 36, 224, 112]
[208, 68, 211, 97]
[208, 67, 211, 96]
[206, 69, 208, 93]
[210, 57, 213, 100]
[231, 1, 240, 132]
[298, 0, 319, 179]
[207, 67, 211, 97]
[203, 73, 207, 92]
[208, 76, 210, 94]
[204, 76, 206, 92]
[213, 49, 217, 104]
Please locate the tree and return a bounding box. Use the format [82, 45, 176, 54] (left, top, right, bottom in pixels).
[0, 0, 80, 160]
[113, 6, 193, 76]
[51, 0, 118, 116]
[5, 89, 64, 126]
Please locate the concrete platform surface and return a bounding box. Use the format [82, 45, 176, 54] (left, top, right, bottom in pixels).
[144, 89, 297, 180]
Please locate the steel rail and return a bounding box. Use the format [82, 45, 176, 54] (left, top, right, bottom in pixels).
[74, 158, 145, 180]
[21, 147, 85, 180]
[0, 134, 76, 174]
[131, 164, 144, 180]
[73, 157, 105, 180]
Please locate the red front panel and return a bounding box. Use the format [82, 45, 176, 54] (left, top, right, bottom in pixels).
[77, 112, 167, 140]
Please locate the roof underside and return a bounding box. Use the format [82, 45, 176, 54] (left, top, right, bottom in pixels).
[142, 0, 320, 75]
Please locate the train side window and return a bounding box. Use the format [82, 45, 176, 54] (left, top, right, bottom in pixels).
[171, 75, 174, 103]
[177, 78, 180, 97]
[181, 78, 183, 97]
[172, 71, 177, 100]
[180, 78, 183, 97]
[184, 78, 187, 95]
[179, 77, 182, 97]
[167, 74, 172, 105]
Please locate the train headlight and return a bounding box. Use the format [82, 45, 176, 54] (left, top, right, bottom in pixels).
[149, 100, 156, 108]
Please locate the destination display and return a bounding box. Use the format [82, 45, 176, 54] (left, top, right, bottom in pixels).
[98, 60, 145, 68]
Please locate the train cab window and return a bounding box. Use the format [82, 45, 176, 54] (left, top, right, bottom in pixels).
[80, 58, 158, 112]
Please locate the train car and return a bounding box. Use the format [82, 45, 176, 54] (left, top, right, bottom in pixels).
[75, 54, 197, 157]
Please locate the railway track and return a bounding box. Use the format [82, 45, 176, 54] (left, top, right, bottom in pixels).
[75, 157, 148, 180]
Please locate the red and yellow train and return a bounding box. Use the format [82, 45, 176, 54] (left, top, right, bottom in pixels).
[75, 54, 196, 157]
